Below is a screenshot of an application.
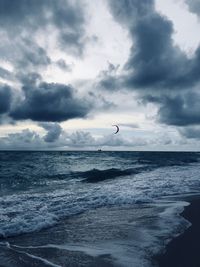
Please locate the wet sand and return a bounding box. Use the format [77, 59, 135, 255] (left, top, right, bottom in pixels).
[157, 197, 200, 267]
[0, 205, 157, 267]
[0, 201, 189, 267]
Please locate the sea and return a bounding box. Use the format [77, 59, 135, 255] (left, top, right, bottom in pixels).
[0, 151, 199, 267]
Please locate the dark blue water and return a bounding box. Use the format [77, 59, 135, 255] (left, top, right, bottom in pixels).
[0, 151, 199, 194]
[0, 151, 199, 266]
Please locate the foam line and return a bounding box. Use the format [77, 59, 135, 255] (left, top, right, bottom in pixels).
[1, 243, 61, 267]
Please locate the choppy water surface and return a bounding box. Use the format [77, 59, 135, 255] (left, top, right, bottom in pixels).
[0, 151, 199, 266]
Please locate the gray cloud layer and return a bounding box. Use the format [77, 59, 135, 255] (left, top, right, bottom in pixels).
[107, 0, 200, 90]
[0, 85, 11, 114]
[180, 126, 200, 139]
[0, 0, 87, 63]
[39, 122, 62, 143]
[186, 0, 200, 17]
[143, 92, 200, 126]
[0, 0, 200, 149]
[106, 0, 200, 129]
[0, 128, 149, 150]
[0, 67, 14, 81]
[0, 0, 103, 126]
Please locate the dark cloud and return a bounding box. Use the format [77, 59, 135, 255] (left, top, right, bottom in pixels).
[186, 0, 200, 17]
[0, 37, 51, 74]
[0, 1, 95, 125]
[88, 91, 115, 110]
[124, 17, 190, 90]
[0, 84, 11, 114]
[59, 32, 85, 56]
[49, 0, 86, 56]
[99, 76, 119, 91]
[98, 62, 120, 90]
[145, 92, 200, 126]
[0, 1, 47, 31]
[39, 122, 62, 142]
[16, 39, 51, 69]
[107, 0, 200, 91]
[108, 0, 154, 25]
[0, 0, 87, 80]
[180, 126, 200, 139]
[0, 33, 51, 74]
[0, 72, 111, 124]
[10, 82, 91, 122]
[16, 72, 42, 86]
[0, 0, 86, 55]
[106, 0, 200, 128]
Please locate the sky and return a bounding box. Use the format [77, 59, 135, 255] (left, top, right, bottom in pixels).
[0, 0, 200, 151]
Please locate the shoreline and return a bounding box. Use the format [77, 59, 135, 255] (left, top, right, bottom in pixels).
[156, 196, 200, 267]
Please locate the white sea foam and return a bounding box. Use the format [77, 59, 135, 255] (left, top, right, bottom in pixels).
[0, 242, 61, 267]
[0, 163, 199, 239]
[3, 200, 191, 267]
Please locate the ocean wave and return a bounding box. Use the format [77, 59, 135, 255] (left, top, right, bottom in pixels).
[0, 201, 191, 267]
[0, 191, 152, 238]
[1, 163, 200, 239]
[79, 167, 152, 183]
[0, 152, 200, 239]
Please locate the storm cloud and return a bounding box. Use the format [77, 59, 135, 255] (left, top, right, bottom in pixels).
[0, 1, 95, 125]
[0, 85, 11, 114]
[0, 0, 89, 92]
[107, 0, 200, 90]
[0, 0, 199, 149]
[10, 82, 91, 122]
[39, 122, 62, 143]
[105, 0, 200, 128]
[180, 126, 200, 139]
[0, 0, 87, 60]
[144, 92, 200, 126]
[186, 0, 200, 17]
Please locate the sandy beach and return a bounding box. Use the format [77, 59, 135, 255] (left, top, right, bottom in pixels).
[156, 196, 200, 267]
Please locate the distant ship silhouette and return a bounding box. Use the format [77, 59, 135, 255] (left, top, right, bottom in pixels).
[98, 149, 102, 152]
